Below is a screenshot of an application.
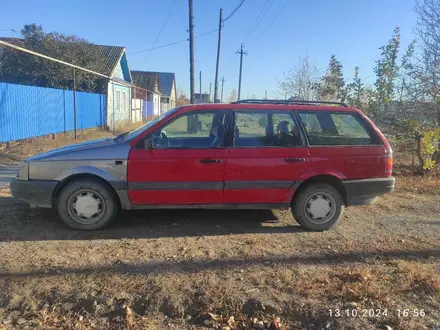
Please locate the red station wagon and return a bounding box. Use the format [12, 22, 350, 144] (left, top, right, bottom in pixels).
[11, 99, 395, 231]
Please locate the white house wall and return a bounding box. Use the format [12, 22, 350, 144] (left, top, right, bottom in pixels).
[107, 82, 131, 128]
[112, 61, 125, 80]
[153, 93, 160, 116]
[170, 80, 177, 109]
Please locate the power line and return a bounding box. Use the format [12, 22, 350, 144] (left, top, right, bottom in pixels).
[149, 0, 177, 52]
[223, 0, 246, 22]
[250, 0, 292, 49]
[128, 29, 218, 55]
[0, 28, 17, 37]
[189, 0, 195, 105]
[242, 0, 276, 44]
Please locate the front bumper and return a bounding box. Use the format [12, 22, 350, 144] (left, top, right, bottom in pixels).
[10, 178, 59, 208]
[343, 177, 395, 206]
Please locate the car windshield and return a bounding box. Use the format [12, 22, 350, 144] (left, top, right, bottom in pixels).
[116, 107, 179, 141]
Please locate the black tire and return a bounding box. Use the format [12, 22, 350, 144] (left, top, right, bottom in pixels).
[57, 178, 119, 230]
[291, 183, 344, 231]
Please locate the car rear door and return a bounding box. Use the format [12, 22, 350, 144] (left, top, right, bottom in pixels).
[128, 110, 229, 206]
[223, 109, 310, 206]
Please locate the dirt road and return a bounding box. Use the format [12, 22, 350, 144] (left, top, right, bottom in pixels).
[0, 164, 18, 187]
[0, 186, 439, 329]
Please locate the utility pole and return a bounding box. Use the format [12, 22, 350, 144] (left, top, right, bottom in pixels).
[188, 0, 195, 104]
[221, 76, 226, 103]
[236, 43, 248, 101]
[214, 8, 223, 103]
[209, 82, 212, 102]
[199, 70, 202, 103]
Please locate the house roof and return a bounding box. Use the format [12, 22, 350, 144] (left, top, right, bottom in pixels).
[0, 38, 24, 69]
[157, 72, 175, 97]
[195, 93, 210, 103]
[0, 37, 125, 77]
[131, 71, 160, 93]
[0, 37, 24, 46]
[138, 71, 175, 96]
[82, 44, 125, 76]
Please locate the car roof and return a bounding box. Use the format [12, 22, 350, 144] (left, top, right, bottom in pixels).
[179, 102, 358, 113]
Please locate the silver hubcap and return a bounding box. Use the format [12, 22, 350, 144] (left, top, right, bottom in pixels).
[304, 192, 336, 224]
[68, 189, 105, 224]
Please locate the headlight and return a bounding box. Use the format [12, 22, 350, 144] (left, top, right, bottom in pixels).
[18, 161, 29, 180]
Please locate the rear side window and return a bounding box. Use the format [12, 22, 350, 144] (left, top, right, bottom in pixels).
[298, 111, 380, 146]
[234, 111, 302, 147]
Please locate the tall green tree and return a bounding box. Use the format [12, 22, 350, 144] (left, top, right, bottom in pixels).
[1, 24, 106, 92]
[396, 40, 416, 102]
[345, 67, 364, 109]
[315, 55, 345, 102]
[373, 26, 401, 114]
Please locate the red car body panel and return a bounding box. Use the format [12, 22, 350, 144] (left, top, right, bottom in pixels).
[128, 148, 226, 205]
[303, 146, 390, 180]
[223, 147, 310, 204]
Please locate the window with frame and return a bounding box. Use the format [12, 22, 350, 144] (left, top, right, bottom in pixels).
[298, 111, 379, 145]
[122, 92, 127, 112]
[234, 111, 301, 147]
[115, 91, 121, 111]
[151, 111, 228, 149]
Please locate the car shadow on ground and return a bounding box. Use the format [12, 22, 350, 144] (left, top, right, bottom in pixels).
[0, 196, 307, 242]
[2, 248, 439, 279]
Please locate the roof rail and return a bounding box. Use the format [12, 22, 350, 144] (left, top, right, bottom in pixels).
[231, 99, 349, 107]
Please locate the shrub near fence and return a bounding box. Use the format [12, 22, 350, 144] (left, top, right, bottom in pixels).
[0, 82, 106, 143]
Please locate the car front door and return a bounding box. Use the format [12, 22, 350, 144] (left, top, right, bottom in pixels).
[128, 110, 229, 206]
[224, 109, 310, 206]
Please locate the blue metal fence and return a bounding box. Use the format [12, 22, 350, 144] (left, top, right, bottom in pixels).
[0, 82, 106, 143]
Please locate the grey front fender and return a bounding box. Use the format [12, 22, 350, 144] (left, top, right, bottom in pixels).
[52, 163, 131, 210]
[54, 164, 127, 190]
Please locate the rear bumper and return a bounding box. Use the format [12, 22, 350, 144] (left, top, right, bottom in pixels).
[10, 178, 58, 208]
[343, 177, 395, 206]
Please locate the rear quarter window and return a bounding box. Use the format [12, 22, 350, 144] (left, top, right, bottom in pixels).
[298, 111, 381, 146]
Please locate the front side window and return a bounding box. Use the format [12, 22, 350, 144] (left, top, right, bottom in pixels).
[298, 111, 379, 145]
[151, 111, 228, 149]
[234, 111, 301, 147]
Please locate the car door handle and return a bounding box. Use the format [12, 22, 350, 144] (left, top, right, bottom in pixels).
[284, 157, 305, 163]
[200, 159, 222, 164]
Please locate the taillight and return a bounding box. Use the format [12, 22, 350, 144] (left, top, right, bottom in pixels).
[386, 155, 393, 175]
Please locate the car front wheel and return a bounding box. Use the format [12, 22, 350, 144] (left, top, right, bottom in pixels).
[57, 178, 119, 230]
[291, 183, 344, 231]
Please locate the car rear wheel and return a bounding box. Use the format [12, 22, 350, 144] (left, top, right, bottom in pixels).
[57, 178, 119, 230]
[291, 183, 344, 231]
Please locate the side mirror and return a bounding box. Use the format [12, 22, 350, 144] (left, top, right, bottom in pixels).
[144, 138, 154, 150]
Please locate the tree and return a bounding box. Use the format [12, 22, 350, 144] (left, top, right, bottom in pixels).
[1, 24, 106, 92]
[397, 40, 417, 102]
[372, 26, 401, 114]
[413, 0, 440, 166]
[176, 89, 190, 106]
[415, 0, 440, 126]
[230, 88, 238, 102]
[279, 55, 319, 100]
[315, 55, 345, 102]
[345, 66, 364, 109]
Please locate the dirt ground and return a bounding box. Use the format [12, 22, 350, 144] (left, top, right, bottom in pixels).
[0, 130, 439, 329]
